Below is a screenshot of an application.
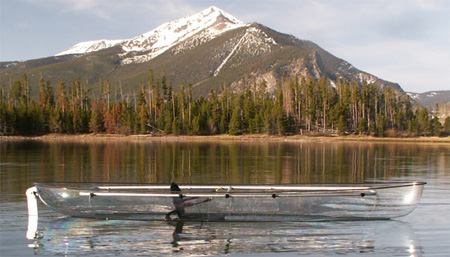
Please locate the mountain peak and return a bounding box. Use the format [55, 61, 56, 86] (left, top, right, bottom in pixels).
[201, 6, 243, 25]
[120, 6, 246, 63]
[208, 6, 221, 12]
[56, 6, 246, 62]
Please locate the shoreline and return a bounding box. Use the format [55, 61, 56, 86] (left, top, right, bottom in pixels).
[1, 133, 449, 143]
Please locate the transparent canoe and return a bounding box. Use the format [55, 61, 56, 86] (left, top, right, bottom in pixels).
[29, 182, 426, 222]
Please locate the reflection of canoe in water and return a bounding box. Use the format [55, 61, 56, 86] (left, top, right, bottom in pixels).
[29, 218, 423, 256]
[27, 182, 425, 222]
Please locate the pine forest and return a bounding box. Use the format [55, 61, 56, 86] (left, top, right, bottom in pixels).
[1, 71, 449, 137]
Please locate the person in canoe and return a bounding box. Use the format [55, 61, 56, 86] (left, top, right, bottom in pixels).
[165, 182, 221, 220]
[166, 182, 194, 219]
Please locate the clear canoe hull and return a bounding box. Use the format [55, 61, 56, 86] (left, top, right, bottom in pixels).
[33, 182, 425, 222]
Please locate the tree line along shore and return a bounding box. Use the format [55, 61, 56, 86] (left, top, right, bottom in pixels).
[2, 134, 449, 144]
[1, 71, 449, 137]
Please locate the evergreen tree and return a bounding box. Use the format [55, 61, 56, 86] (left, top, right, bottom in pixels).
[138, 104, 148, 134]
[229, 95, 243, 135]
[417, 107, 430, 136]
[443, 117, 450, 133]
[39, 76, 47, 108]
[358, 118, 367, 134]
[89, 100, 104, 134]
[228, 106, 241, 135]
[430, 117, 441, 136]
[376, 114, 386, 137]
[46, 80, 55, 108]
[56, 80, 67, 114]
[337, 114, 347, 135]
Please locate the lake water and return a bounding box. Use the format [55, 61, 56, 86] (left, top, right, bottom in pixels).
[0, 139, 449, 256]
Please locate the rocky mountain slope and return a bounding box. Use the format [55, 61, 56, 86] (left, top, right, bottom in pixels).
[408, 91, 450, 119]
[1, 6, 401, 97]
[408, 91, 450, 107]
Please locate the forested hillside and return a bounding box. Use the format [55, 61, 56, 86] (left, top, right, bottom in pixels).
[1, 72, 448, 137]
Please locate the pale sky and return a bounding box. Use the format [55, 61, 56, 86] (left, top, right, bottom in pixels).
[1, 0, 449, 93]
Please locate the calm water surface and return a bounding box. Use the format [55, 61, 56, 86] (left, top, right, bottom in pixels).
[0, 139, 449, 256]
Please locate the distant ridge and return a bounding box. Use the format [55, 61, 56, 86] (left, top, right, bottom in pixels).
[408, 90, 450, 119]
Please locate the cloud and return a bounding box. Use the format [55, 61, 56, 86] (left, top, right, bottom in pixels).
[22, 0, 108, 18]
[330, 40, 450, 92]
[66, 0, 108, 18]
[254, 0, 448, 44]
[21, 0, 200, 20]
[246, 0, 449, 91]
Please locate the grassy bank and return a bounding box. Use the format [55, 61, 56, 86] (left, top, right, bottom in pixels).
[1, 133, 449, 143]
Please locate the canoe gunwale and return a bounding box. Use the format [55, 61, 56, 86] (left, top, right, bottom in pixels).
[34, 181, 425, 200]
[34, 181, 426, 192]
[79, 190, 377, 199]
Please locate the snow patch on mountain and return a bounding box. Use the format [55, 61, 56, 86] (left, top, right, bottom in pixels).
[213, 26, 277, 76]
[56, 39, 124, 56]
[358, 72, 377, 84]
[407, 92, 420, 100]
[427, 92, 439, 98]
[122, 6, 243, 52]
[408, 91, 443, 100]
[56, 6, 246, 65]
[120, 6, 245, 65]
[213, 31, 247, 76]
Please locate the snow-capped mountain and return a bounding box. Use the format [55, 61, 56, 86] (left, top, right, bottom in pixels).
[56, 6, 245, 64]
[1, 6, 402, 98]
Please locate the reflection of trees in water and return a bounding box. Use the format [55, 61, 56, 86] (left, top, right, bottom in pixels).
[1, 140, 448, 197]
